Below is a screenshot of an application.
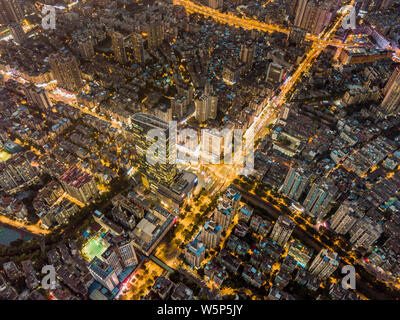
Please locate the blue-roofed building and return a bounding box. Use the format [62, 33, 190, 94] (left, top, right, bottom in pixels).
[242, 263, 267, 288]
[150, 276, 175, 299]
[215, 188, 241, 230]
[239, 204, 253, 223]
[88, 281, 109, 300]
[223, 186, 241, 212]
[185, 236, 206, 268]
[171, 282, 194, 300]
[309, 249, 339, 280]
[88, 257, 120, 292]
[201, 220, 222, 249]
[214, 204, 233, 231]
[3, 141, 23, 154]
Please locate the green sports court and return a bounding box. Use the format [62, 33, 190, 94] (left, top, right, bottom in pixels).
[82, 237, 108, 262]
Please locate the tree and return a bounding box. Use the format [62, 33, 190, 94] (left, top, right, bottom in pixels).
[197, 268, 205, 278]
[183, 229, 191, 241]
[194, 213, 202, 223]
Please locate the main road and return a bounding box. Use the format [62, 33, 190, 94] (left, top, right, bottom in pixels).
[173, 0, 357, 48]
[127, 0, 357, 298]
[198, 1, 355, 184]
[167, 0, 400, 300]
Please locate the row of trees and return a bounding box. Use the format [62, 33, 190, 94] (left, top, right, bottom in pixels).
[0, 175, 132, 269]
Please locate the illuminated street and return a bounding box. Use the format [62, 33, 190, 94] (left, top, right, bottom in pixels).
[0, 0, 399, 306]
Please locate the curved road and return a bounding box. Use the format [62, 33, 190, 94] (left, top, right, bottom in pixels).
[173, 0, 356, 48]
[234, 185, 400, 300]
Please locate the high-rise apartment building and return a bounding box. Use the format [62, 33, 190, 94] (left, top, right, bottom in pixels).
[195, 95, 218, 123]
[383, 67, 400, 96]
[214, 197, 236, 231]
[24, 84, 53, 110]
[171, 96, 188, 120]
[88, 257, 119, 292]
[381, 76, 400, 115]
[176, 83, 194, 104]
[287, 240, 313, 268]
[172, 83, 194, 120]
[102, 233, 138, 273]
[0, 0, 24, 25]
[303, 179, 337, 220]
[59, 167, 99, 204]
[132, 33, 145, 64]
[309, 249, 340, 280]
[201, 220, 222, 249]
[288, 27, 307, 45]
[208, 0, 223, 9]
[153, 104, 172, 122]
[115, 234, 138, 268]
[293, 0, 336, 35]
[266, 62, 284, 85]
[101, 248, 123, 274]
[146, 22, 164, 49]
[78, 36, 95, 60]
[9, 21, 25, 44]
[125, 113, 177, 190]
[222, 63, 240, 84]
[281, 165, 311, 201]
[349, 217, 383, 249]
[223, 187, 241, 213]
[49, 53, 83, 92]
[240, 42, 256, 69]
[330, 200, 362, 235]
[270, 215, 296, 246]
[200, 123, 234, 164]
[185, 239, 205, 267]
[111, 31, 127, 64]
[0, 154, 38, 194]
[195, 83, 218, 123]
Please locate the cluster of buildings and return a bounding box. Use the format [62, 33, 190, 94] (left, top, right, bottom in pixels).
[145, 275, 195, 300]
[242, 19, 400, 286]
[0, 260, 45, 300]
[0, 0, 398, 301]
[45, 238, 137, 300]
[0, 193, 28, 220]
[0, 240, 101, 300]
[87, 232, 138, 299]
[184, 187, 242, 268]
[0, 153, 39, 195]
[93, 190, 176, 257]
[0, 0, 317, 224]
[181, 184, 359, 299]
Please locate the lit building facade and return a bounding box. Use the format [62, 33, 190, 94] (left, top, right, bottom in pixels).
[49, 53, 83, 93]
[270, 214, 296, 246]
[125, 113, 177, 191]
[309, 249, 340, 280]
[281, 165, 310, 201]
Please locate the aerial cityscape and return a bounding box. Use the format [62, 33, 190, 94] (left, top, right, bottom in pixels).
[0, 0, 399, 303]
